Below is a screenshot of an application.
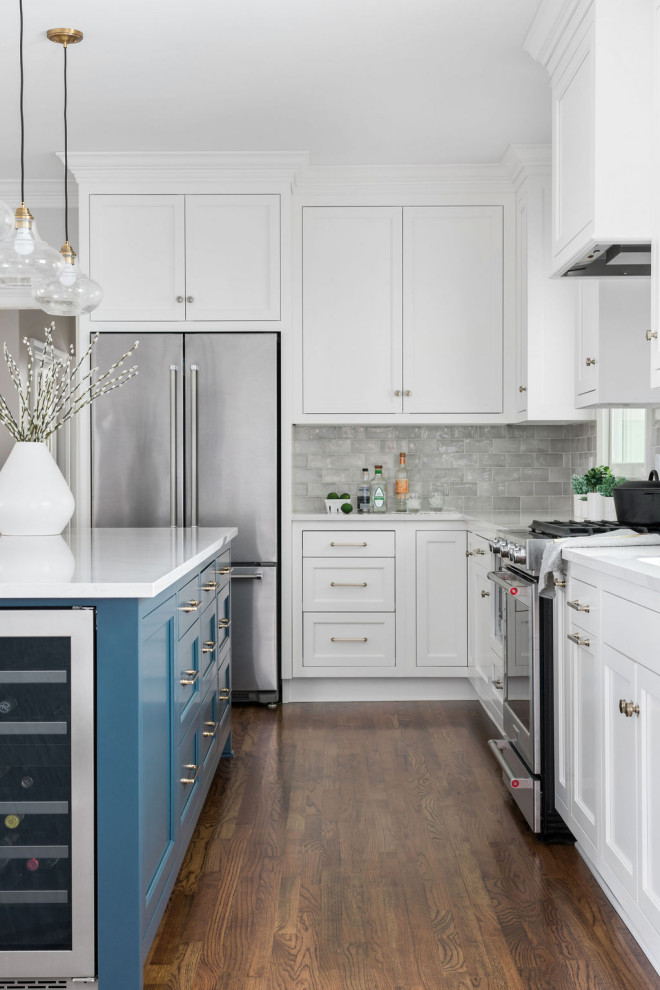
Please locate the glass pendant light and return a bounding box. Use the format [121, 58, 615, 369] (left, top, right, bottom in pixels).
[32, 27, 102, 316]
[0, 0, 65, 285]
[0, 203, 13, 241]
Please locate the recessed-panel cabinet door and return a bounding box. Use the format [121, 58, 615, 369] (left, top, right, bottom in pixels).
[302, 207, 403, 414]
[416, 530, 467, 667]
[90, 195, 185, 322]
[185, 195, 280, 320]
[569, 625, 601, 856]
[403, 206, 503, 414]
[637, 661, 660, 932]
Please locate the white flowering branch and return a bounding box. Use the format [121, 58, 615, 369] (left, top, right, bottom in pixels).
[0, 323, 139, 443]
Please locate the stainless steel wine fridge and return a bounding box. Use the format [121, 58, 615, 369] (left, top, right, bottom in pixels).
[0, 609, 96, 985]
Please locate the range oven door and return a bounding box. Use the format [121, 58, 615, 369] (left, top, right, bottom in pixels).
[487, 568, 541, 775]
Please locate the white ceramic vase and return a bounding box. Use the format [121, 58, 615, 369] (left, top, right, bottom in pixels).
[0, 442, 75, 536]
[573, 495, 588, 521]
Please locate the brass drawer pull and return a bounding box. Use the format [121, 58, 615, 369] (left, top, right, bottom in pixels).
[465, 550, 473, 557]
[619, 699, 640, 718]
[217, 566, 232, 575]
[180, 669, 200, 686]
[586, 357, 597, 366]
[646, 329, 658, 341]
[474, 548, 486, 555]
[219, 687, 231, 699]
[180, 763, 200, 785]
[330, 542, 367, 547]
[567, 632, 590, 647]
[203, 721, 218, 738]
[492, 678, 504, 690]
[202, 641, 216, 654]
[218, 618, 231, 629]
[568, 599, 590, 613]
[179, 599, 201, 613]
[330, 581, 367, 587]
[481, 590, 490, 598]
[203, 581, 218, 592]
[331, 636, 367, 643]
[554, 578, 566, 588]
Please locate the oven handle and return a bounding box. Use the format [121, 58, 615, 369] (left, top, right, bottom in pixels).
[487, 739, 533, 789]
[487, 569, 535, 593]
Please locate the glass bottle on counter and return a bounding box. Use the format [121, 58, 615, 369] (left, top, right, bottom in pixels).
[371, 465, 387, 513]
[357, 468, 371, 513]
[395, 452, 408, 512]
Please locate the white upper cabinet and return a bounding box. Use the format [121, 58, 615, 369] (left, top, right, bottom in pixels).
[300, 204, 505, 419]
[526, 0, 653, 276]
[403, 206, 503, 415]
[89, 193, 280, 323]
[650, 0, 660, 387]
[301, 207, 403, 415]
[575, 280, 657, 406]
[511, 161, 591, 422]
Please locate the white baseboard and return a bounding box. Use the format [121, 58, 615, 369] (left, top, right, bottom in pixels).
[281, 676, 476, 703]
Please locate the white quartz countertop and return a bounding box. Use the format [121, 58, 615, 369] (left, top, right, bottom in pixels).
[292, 511, 551, 534]
[563, 544, 660, 594]
[0, 527, 237, 599]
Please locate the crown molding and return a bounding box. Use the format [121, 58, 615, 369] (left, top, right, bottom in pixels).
[63, 151, 310, 189]
[499, 144, 551, 189]
[293, 161, 516, 196]
[524, 0, 591, 69]
[0, 180, 76, 210]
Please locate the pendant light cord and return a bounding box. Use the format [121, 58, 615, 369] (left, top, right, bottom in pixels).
[19, 0, 24, 205]
[63, 43, 69, 244]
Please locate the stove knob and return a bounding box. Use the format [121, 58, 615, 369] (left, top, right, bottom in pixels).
[488, 538, 503, 552]
[501, 541, 514, 559]
[512, 545, 527, 564]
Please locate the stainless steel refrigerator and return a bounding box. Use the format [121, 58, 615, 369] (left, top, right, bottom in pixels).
[91, 332, 280, 703]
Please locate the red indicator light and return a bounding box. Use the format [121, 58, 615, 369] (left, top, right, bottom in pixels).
[510, 587, 519, 596]
[511, 780, 520, 788]
[26, 858, 39, 871]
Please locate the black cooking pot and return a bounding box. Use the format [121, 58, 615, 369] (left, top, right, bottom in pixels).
[613, 471, 660, 525]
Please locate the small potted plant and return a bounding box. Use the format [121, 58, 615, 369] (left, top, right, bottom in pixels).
[584, 465, 613, 519]
[571, 474, 589, 521]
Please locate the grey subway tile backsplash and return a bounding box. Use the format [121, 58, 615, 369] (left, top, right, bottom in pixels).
[292, 422, 599, 514]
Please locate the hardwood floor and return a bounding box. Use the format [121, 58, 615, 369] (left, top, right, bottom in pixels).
[144, 702, 660, 989]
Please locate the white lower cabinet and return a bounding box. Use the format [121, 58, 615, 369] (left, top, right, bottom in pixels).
[466, 532, 503, 728]
[557, 564, 660, 974]
[292, 521, 467, 679]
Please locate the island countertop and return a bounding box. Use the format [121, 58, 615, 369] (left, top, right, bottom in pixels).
[0, 526, 237, 598]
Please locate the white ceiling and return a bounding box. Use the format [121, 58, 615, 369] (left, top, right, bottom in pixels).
[0, 0, 549, 186]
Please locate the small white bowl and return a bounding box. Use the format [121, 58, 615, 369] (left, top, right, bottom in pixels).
[324, 498, 352, 515]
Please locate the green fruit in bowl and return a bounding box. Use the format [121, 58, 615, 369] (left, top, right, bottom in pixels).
[339, 493, 351, 500]
[341, 503, 353, 514]
[326, 492, 339, 499]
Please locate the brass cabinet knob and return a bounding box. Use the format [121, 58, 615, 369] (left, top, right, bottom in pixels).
[619, 699, 640, 718]
[646, 329, 658, 341]
[492, 678, 504, 690]
[465, 550, 473, 557]
[586, 357, 597, 366]
[481, 589, 490, 598]
[176, 296, 184, 303]
[404, 390, 412, 397]
[187, 296, 194, 303]
[394, 390, 402, 397]
[519, 385, 527, 392]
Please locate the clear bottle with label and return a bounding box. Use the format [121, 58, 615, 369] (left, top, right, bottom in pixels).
[357, 468, 371, 513]
[395, 452, 408, 511]
[371, 465, 387, 513]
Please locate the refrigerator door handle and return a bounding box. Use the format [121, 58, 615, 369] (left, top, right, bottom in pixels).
[169, 364, 178, 528]
[190, 364, 199, 528]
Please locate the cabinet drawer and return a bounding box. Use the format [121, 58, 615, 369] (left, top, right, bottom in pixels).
[199, 599, 218, 694]
[303, 613, 395, 667]
[217, 581, 231, 653]
[200, 681, 219, 770]
[302, 558, 395, 611]
[214, 549, 232, 589]
[602, 591, 660, 673]
[468, 532, 491, 558]
[200, 560, 219, 612]
[217, 650, 231, 730]
[566, 575, 597, 633]
[176, 622, 200, 738]
[177, 573, 202, 639]
[303, 530, 394, 557]
[176, 720, 202, 829]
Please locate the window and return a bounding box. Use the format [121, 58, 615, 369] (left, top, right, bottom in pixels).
[598, 408, 650, 478]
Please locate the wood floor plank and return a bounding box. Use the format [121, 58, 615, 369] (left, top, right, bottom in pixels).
[144, 701, 660, 990]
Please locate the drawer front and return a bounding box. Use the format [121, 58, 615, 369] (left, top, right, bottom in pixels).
[468, 532, 491, 558]
[177, 720, 202, 828]
[303, 530, 394, 558]
[217, 581, 231, 653]
[217, 650, 231, 729]
[215, 549, 233, 590]
[302, 558, 395, 611]
[177, 573, 202, 639]
[200, 599, 218, 693]
[303, 613, 396, 667]
[176, 622, 201, 738]
[200, 681, 219, 769]
[200, 559, 219, 612]
[566, 575, 597, 633]
[602, 591, 660, 672]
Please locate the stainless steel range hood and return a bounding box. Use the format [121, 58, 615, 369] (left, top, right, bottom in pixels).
[563, 243, 651, 277]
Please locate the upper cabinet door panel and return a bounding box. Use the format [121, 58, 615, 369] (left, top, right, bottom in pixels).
[185, 195, 280, 321]
[90, 195, 185, 322]
[302, 207, 403, 415]
[403, 206, 503, 414]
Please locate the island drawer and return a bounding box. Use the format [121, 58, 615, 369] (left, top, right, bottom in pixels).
[176, 622, 201, 738]
[303, 613, 396, 667]
[177, 573, 202, 639]
[177, 719, 202, 831]
[200, 599, 218, 693]
[200, 680, 219, 771]
[302, 558, 395, 611]
[303, 530, 395, 558]
[200, 560, 219, 611]
[217, 582, 231, 653]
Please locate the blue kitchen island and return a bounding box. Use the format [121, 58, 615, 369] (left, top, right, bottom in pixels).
[0, 526, 237, 989]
